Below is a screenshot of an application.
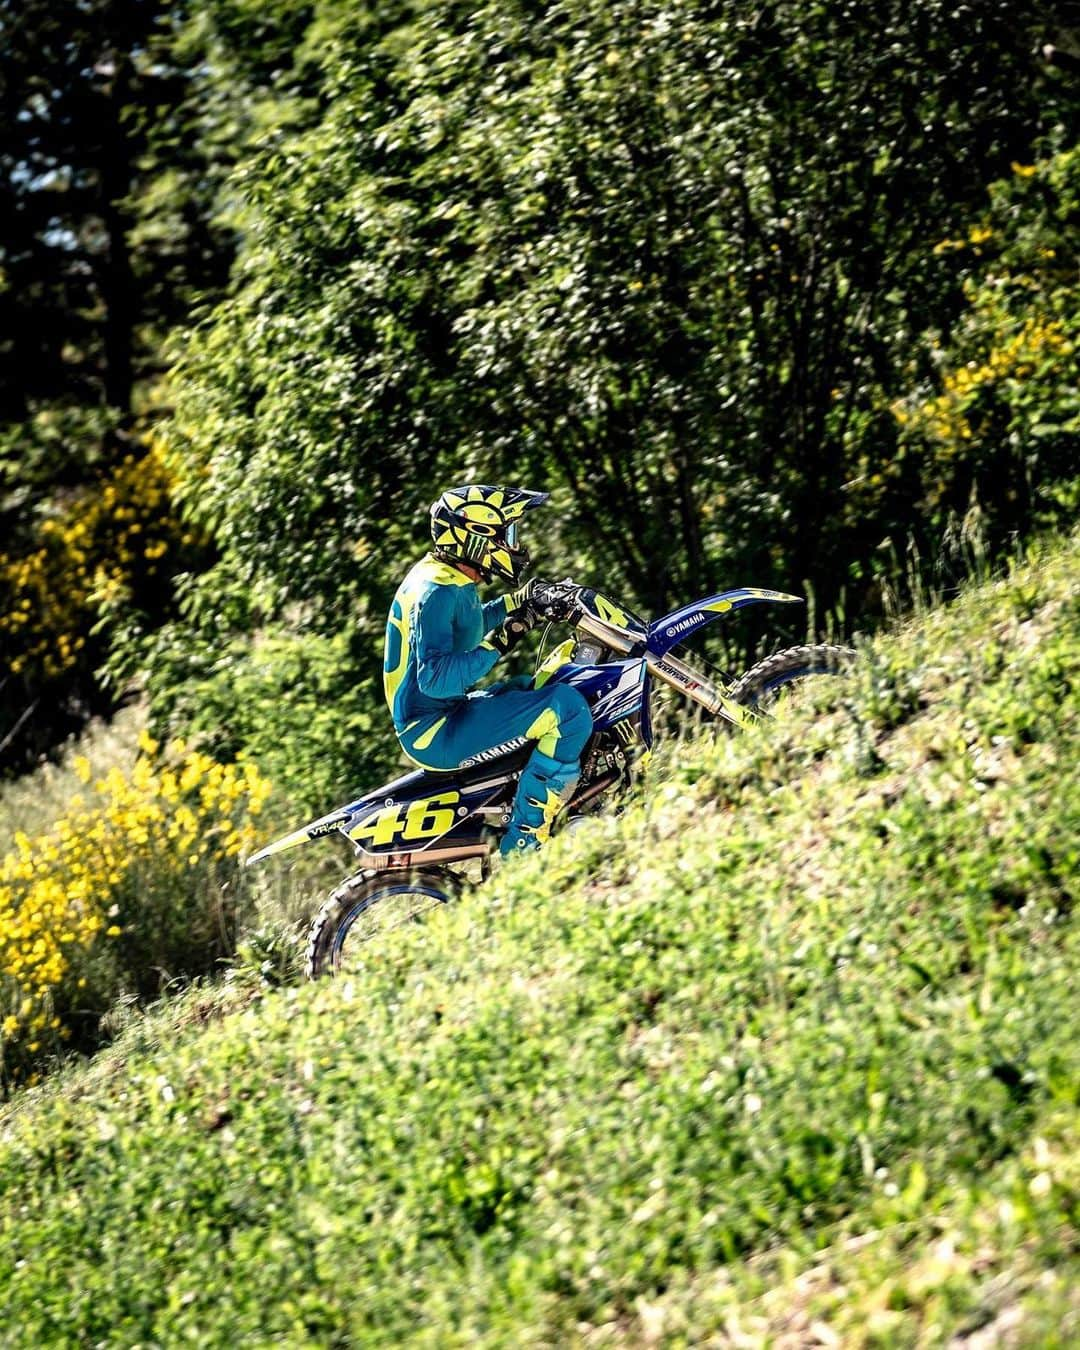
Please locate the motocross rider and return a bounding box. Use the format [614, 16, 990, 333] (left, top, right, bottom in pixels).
[383, 485, 592, 855]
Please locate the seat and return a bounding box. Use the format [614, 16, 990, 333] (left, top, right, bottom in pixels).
[361, 744, 533, 804]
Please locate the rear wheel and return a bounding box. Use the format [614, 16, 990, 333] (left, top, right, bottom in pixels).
[728, 643, 854, 710]
[306, 867, 459, 979]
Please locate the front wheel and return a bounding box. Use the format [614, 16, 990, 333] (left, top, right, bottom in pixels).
[306, 867, 460, 979]
[728, 643, 855, 710]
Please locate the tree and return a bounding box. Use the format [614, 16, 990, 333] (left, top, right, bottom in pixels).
[0, 0, 340, 769]
[169, 0, 1078, 632]
[0, 0, 234, 765]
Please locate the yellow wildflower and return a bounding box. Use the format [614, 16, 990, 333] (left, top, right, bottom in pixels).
[1, 743, 271, 1076]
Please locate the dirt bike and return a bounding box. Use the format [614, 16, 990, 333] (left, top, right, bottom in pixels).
[246, 581, 852, 978]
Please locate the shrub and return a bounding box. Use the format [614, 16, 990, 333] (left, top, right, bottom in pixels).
[895, 147, 1080, 548]
[0, 443, 183, 682]
[128, 611, 399, 818]
[0, 731, 270, 1084]
[0, 440, 205, 770]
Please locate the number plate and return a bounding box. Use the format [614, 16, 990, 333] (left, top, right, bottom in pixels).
[347, 790, 461, 850]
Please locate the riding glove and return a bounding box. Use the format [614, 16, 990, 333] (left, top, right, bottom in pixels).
[486, 612, 535, 654]
[527, 580, 579, 623]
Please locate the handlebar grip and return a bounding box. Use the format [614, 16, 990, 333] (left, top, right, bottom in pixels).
[530, 579, 581, 623]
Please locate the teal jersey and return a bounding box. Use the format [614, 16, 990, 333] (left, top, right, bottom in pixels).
[383, 556, 510, 743]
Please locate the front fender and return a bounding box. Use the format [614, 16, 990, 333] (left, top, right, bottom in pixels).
[648, 587, 802, 658]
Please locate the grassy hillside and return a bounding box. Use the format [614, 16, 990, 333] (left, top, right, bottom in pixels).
[2, 536, 1079, 1346]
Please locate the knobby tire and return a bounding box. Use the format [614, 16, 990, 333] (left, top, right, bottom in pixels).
[727, 642, 855, 708]
[306, 867, 458, 979]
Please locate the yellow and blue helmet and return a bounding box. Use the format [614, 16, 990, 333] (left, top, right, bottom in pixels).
[430, 484, 549, 584]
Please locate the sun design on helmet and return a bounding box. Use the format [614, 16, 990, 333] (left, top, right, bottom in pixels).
[430, 484, 548, 584]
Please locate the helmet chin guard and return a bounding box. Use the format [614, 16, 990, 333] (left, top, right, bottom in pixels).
[430, 484, 548, 583]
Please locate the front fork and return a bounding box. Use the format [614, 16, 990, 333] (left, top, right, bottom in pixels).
[644, 651, 759, 729]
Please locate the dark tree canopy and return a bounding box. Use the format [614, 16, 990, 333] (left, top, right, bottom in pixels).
[2, 0, 1077, 797]
[169, 0, 1078, 629]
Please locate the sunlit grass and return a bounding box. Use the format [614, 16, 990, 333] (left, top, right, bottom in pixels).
[0, 529, 1077, 1342]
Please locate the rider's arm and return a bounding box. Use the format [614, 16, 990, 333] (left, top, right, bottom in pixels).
[415, 586, 501, 699]
[481, 595, 511, 635]
[482, 580, 534, 635]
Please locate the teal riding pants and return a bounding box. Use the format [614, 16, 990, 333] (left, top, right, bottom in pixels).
[398, 682, 593, 853]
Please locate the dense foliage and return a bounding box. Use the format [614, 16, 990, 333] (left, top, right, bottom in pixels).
[161, 0, 1078, 799]
[0, 442, 209, 765]
[168, 0, 1077, 625]
[0, 0, 317, 766]
[3, 0, 1077, 797]
[1, 529, 1077, 1341]
[895, 147, 1080, 553]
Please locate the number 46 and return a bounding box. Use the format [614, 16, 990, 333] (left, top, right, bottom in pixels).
[349, 791, 461, 849]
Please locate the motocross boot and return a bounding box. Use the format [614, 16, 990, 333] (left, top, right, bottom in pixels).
[500, 750, 579, 856]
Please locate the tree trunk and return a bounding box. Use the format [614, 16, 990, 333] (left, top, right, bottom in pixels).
[99, 51, 136, 415]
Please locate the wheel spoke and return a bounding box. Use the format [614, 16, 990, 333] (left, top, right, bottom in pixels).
[332, 885, 449, 974]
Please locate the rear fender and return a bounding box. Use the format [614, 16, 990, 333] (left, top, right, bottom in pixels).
[246, 773, 516, 867]
[648, 588, 802, 658]
[246, 806, 358, 865]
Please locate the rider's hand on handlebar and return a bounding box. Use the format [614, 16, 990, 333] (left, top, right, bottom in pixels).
[505, 579, 579, 631]
[508, 578, 577, 623]
[527, 579, 579, 623]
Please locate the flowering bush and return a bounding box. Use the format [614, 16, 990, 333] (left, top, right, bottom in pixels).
[0, 732, 271, 1082]
[0, 439, 206, 772]
[899, 317, 1071, 453]
[893, 149, 1080, 539]
[0, 441, 192, 685]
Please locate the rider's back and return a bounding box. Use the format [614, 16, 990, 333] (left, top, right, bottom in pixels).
[383, 556, 505, 732]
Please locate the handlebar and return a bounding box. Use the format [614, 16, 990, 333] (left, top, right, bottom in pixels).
[527, 578, 584, 624]
[532, 578, 752, 726]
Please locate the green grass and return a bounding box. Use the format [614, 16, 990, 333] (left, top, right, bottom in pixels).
[2, 533, 1079, 1346]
